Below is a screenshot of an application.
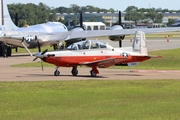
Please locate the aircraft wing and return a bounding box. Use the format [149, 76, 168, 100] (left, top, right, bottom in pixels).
[147, 55, 163, 58]
[64, 27, 180, 40]
[4, 27, 180, 42]
[79, 57, 130, 68]
[3, 31, 70, 42]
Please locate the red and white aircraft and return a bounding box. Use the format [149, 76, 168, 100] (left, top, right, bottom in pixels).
[33, 30, 161, 77]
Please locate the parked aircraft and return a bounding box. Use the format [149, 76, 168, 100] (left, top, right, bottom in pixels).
[1, 0, 180, 57]
[0, 0, 125, 56]
[0, 0, 70, 56]
[33, 31, 161, 77]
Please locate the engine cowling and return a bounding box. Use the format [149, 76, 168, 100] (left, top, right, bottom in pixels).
[108, 25, 125, 41]
[70, 27, 84, 32]
[65, 27, 86, 46]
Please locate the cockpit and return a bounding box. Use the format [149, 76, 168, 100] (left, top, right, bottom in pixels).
[67, 40, 107, 50]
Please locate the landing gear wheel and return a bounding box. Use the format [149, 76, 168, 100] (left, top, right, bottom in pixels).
[54, 70, 60, 76]
[90, 70, 97, 77]
[71, 69, 78, 76]
[7, 46, 12, 56]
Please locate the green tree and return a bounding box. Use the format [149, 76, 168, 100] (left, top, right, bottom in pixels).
[145, 8, 163, 23]
[167, 18, 175, 26]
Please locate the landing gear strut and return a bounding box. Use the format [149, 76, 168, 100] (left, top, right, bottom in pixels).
[54, 66, 60, 76]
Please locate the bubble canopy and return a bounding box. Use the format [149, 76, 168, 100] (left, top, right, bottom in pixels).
[67, 40, 107, 50]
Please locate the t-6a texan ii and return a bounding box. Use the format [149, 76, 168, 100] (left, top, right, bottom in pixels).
[33, 31, 161, 77]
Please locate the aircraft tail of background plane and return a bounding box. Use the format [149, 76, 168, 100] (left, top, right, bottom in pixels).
[132, 31, 148, 55]
[0, 0, 18, 31]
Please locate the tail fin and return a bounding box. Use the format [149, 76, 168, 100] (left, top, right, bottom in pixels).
[0, 0, 18, 31]
[132, 31, 148, 55]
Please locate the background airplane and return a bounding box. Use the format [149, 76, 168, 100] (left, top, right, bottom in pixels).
[33, 30, 161, 77]
[0, 0, 70, 56]
[0, 0, 125, 57]
[1, 0, 180, 57]
[0, 0, 91, 56]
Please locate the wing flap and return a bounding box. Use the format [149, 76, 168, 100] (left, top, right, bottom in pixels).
[80, 57, 130, 68]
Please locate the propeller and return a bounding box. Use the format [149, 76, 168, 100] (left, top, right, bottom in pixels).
[118, 11, 123, 48]
[33, 38, 48, 71]
[33, 48, 48, 71]
[79, 12, 84, 29]
[118, 11, 122, 26]
[37, 40, 41, 52]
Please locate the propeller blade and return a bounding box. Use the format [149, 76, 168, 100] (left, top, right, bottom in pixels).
[22, 37, 25, 42]
[33, 57, 38, 61]
[119, 11, 122, 25]
[79, 12, 83, 29]
[37, 40, 41, 52]
[35, 35, 37, 40]
[41, 49, 48, 55]
[119, 40, 122, 48]
[15, 13, 18, 26]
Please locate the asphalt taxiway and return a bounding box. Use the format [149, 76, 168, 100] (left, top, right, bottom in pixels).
[0, 38, 180, 81]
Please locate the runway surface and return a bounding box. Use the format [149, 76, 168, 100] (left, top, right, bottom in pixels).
[102, 38, 180, 51]
[1, 38, 180, 82]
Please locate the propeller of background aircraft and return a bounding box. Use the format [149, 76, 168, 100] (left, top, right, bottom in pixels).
[118, 11, 123, 47]
[15, 13, 18, 52]
[79, 12, 84, 30]
[115, 11, 125, 48]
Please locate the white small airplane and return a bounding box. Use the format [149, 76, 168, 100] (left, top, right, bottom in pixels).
[33, 30, 161, 77]
[1, 0, 180, 57]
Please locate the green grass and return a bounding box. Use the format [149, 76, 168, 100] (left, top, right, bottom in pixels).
[117, 48, 180, 70]
[12, 46, 54, 54]
[12, 48, 180, 70]
[0, 80, 180, 120]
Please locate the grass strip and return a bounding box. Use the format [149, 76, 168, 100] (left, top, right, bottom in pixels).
[0, 80, 180, 120]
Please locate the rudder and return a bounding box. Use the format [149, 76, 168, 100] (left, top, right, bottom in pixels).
[132, 30, 147, 55]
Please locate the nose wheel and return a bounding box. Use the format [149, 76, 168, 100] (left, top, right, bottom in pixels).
[54, 70, 60, 76]
[54, 67, 60, 76]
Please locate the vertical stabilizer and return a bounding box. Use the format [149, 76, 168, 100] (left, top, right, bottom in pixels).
[132, 31, 148, 55]
[0, 0, 18, 31]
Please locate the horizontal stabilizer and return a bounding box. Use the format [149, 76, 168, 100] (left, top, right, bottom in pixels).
[148, 55, 163, 58]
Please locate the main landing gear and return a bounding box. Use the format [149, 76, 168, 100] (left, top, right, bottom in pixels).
[53, 66, 99, 77]
[53, 66, 79, 76]
[90, 67, 99, 77]
[71, 66, 78, 76]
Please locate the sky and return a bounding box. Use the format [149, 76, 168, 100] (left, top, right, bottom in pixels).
[5, 0, 180, 11]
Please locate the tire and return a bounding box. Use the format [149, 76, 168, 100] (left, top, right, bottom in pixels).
[54, 70, 60, 76]
[7, 46, 12, 56]
[71, 69, 78, 76]
[90, 70, 97, 77]
[0, 45, 3, 56]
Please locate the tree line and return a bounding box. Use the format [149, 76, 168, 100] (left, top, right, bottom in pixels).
[8, 3, 180, 27]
